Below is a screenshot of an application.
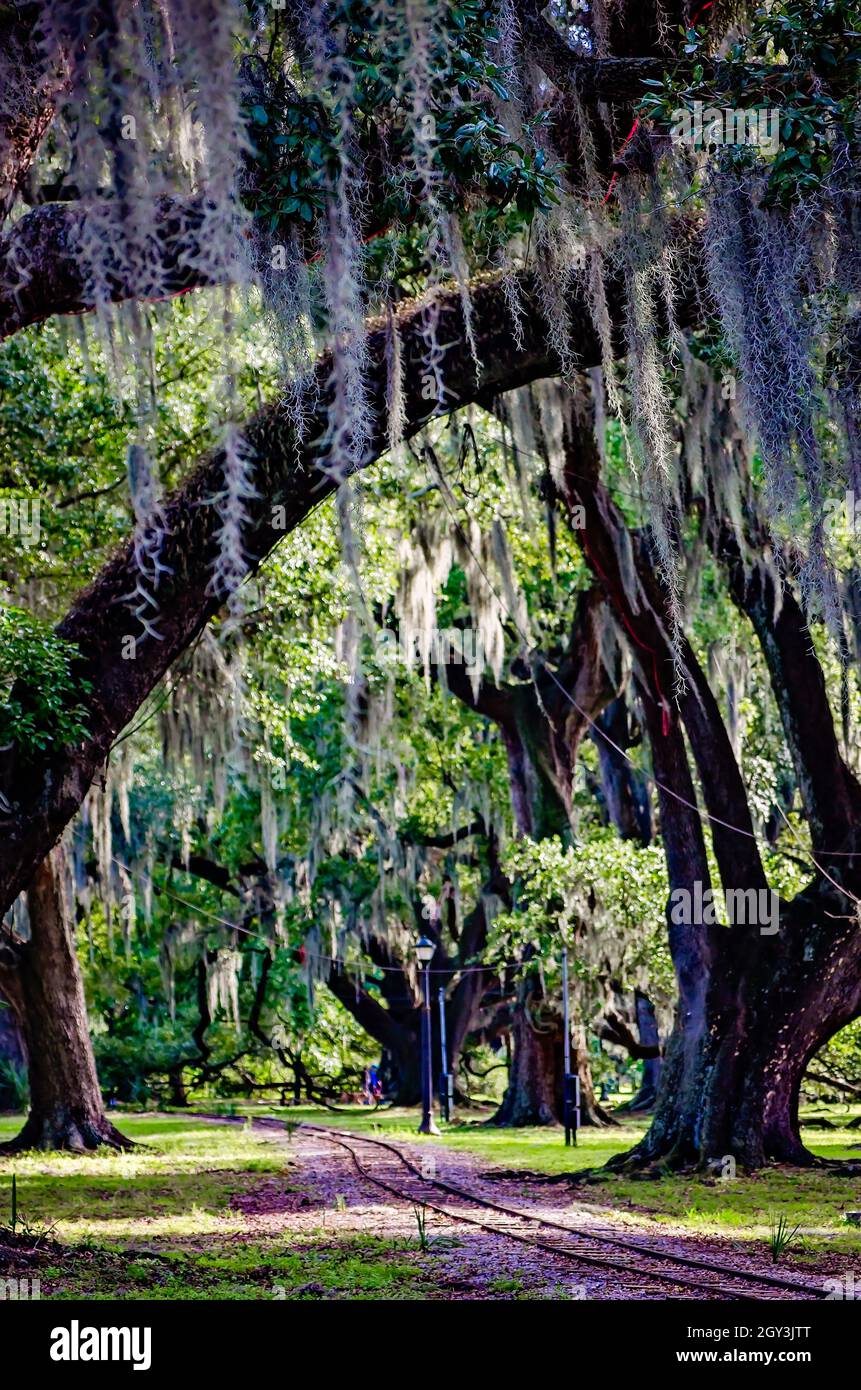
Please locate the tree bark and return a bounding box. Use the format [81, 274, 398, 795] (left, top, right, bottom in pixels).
[379, 1041, 422, 1108]
[0, 194, 218, 340]
[493, 974, 611, 1127]
[0, 847, 130, 1152]
[572, 1021, 614, 1126]
[620, 896, 861, 1169]
[623, 991, 662, 1111]
[591, 697, 653, 844]
[167, 1065, 188, 1108]
[720, 533, 861, 854]
[606, 672, 861, 1169]
[326, 961, 425, 1104]
[494, 974, 562, 1126]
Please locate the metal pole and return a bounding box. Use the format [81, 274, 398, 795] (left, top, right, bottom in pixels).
[418, 965, 439, 1134]
[562, 946, 577, 1146]
[438, 986, 450, 1122]
[562, 947, 571, 1075]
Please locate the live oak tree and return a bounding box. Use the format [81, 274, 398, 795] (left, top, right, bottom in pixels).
[0, 847, 132, 1150]
[2, 0, 861, 1163]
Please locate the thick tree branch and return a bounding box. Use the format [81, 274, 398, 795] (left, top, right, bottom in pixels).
[0, 195, 219, 340]
[598, 1010, 661, 1060]
[170, 854, 243, 899]
[325, 961, 410, 1056]
[635, 674, 716, 1003]
[517, 0, 787, 103]
[439, 658, 518, 729]
[402, 819, 488, 850]
[804, 1069, 861, 1099]
[442, 586, 616, 837]
[0, 235, 707, 917]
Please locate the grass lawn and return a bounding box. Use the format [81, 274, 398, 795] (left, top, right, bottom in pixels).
[0, 1114, 435, 1300]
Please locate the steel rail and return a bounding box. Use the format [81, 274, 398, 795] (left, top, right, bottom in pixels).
[300, 1123, 826, 1302]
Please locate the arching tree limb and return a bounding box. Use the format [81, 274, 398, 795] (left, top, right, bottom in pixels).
[0, 206, 706, 918]
[0, 195, 218, 341]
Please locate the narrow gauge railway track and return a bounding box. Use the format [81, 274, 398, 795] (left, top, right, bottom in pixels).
[301, 1122, 825, 1302]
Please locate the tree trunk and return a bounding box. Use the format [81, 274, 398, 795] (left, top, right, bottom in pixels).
[0, 848, 131, 1153]
[380, 1041, 422, 1107]
[493, 977, 611, 1127]
[573, 1022, 615, 1126]
[616, 893, 861, 1170]
[592, 698, 653, 844]
[494, 977, 561, 1126]
[167, 1065, 188, 1108]
[621, 991, 662, 1112]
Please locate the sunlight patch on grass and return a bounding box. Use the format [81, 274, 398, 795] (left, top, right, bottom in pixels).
[0, 1115, 286, 1243]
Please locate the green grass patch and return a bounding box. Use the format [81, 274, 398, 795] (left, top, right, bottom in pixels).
[0, 1114, 443, 1299]
[9, 1234, 434, 1301]
[0, 1116, 284, 1241]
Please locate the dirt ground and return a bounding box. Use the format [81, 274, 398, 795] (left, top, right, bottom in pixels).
[243, 1125, 826, 1300]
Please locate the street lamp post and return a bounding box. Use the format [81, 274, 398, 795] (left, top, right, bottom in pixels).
[562, 946, 580, 1146]
[438, 986, 453, 1122]
[416, 936, 439, 1135]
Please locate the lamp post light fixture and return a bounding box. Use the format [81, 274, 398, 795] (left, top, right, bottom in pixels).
[416, 935, 439, 1135]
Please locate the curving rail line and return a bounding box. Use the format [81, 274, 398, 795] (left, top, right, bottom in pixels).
[300, 1122, 827, 1302]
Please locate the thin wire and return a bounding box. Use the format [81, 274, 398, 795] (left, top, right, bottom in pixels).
[307, 949, 502, 978]
[155, 881, 264, 941]
[111, 628, 207, 748]
[773, 805, 856, 908]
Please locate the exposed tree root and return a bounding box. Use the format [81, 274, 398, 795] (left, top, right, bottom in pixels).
[0, 1111, 134, 1154]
